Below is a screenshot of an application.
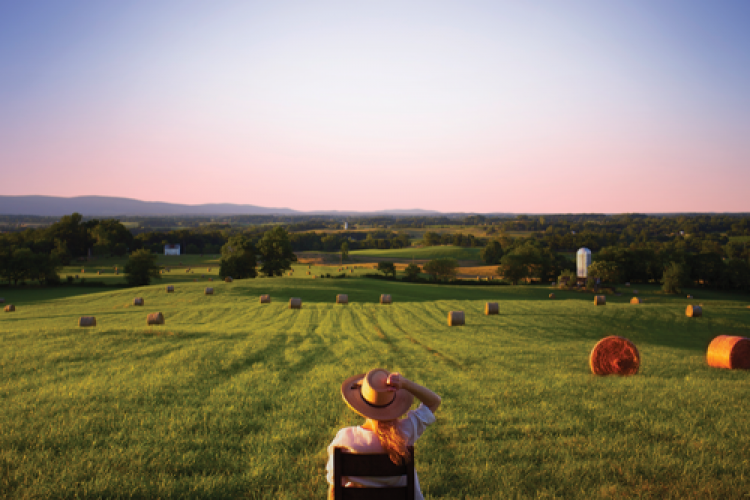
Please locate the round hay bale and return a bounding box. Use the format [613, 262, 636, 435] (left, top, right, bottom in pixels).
[260, 294, 271, 304]
[166, 286, 174, 293]
[336, 294, 349, 304]
[204, 287, 214, 295]
[75, 275, 79, 279]
[225, 277, 233, 283]
[687, 294, 693, 299]
[193, 279, 197, 282]
[594, 295, 606, 306]
[485, 302, 499, 315]
[630, 297, 641, 304]
[589, 336, 640, 376]
[78, 316, 96, 327]
[707, 335, 750, 370]
[289, 298, 302, 309]
[308, 265, 311, 269]
[448, 311, 465, 326]
[686, 305, 702, 318]
[146, 312, 165, 325]
[312, 275, 317, 279]
[81, 269, 85, 273]
[133, 298, 144, 306]
[208, 278, 213, 282]
[5, 304, 16, 312]
[380, 294, 392, 305]
[549, 293, 555, 299]
[349, 269, 353, 273]
[208, 268, 211, 272]
[307, 271, 311, 275]
[97, 271, 101, 275]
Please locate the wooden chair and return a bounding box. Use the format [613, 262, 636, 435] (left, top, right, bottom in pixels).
[333, 446, 415, 500]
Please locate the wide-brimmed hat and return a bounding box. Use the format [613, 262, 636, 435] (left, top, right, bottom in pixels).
[341, 368, 414, 421]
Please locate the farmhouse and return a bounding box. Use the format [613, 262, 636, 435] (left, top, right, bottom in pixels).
[164, 244, 180, 256]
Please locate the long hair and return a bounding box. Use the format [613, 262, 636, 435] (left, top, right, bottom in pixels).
[374, 419, 411, 465]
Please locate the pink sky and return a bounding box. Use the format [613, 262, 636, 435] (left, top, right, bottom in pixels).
[1, 1, 749, 213]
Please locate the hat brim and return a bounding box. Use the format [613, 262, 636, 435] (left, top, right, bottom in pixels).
[341, 373, 414, 421]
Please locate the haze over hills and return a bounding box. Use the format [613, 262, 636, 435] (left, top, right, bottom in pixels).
[0, 195, 443, 217]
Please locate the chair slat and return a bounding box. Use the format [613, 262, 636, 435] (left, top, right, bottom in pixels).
[341, 487, 410, 500]
[334, 447, 415, 500]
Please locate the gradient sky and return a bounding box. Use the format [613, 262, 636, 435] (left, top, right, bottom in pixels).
[1, 1, 749, 213]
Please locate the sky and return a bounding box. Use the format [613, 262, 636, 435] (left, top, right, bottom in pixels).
[1, 1, 749, 213]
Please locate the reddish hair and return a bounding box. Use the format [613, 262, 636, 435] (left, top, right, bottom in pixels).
[375, 419, 411, 465]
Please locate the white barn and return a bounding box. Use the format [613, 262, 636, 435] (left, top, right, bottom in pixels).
[164, 244, 180, 256]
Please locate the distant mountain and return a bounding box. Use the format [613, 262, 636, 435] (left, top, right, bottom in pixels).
[0, 195, 443, 217]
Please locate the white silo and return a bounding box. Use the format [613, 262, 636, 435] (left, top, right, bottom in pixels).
[577, 247, 591, 278]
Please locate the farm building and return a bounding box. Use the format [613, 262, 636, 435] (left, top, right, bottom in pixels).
[164, 244, 180, 256]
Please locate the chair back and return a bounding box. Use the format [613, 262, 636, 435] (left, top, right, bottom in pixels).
[333, 446, 415, 500]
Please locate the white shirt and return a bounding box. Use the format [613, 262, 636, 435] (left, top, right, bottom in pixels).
[326, 404, 436, 500]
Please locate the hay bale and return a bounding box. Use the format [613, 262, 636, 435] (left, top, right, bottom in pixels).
[336, 294, 349, 304]
[133, 298, 144, 306]
[205, 287, 214, 295]
[5, 305, 16, 312]
[78, 316, 96, 327]
[448, 311, 465, 326]
[686, 305, 702, 318]
[81, 269, 85, 273]
[289, 298, 302, 309]
[687, 294, 693, 299]
[312, 275, 317, 279]
[166, 286, 174, 293]
[589, 336, 640, 376]
[485, 302, 499, 315]
[350, 269, 353, 273]
[75, 275, 79, 279]
[225, 277, 233, 283]
[193, 279, 197, 282]
[260, 294, 271, 304]
[146, 312, 165, 325]
[594, 295, 606, 306]
[630, 297, 641, 304]
[549, 293, 555, 299]
[707, 335, 750, 370]
[380, 294, 392, 305]
[97, 271, 101, 275]
[307, 271, 311, 275]
[208, 268, 211, 272]
[208, 278, 213, 282]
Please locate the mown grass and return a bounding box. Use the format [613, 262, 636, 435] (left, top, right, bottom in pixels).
[351, 246, 483, 262]
[2, 278, 750, 499]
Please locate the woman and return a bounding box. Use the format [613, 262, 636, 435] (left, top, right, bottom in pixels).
[326, 368, 441, 500]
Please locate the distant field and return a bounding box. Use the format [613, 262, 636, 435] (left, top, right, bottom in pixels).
[728, 235, 750, 242]
[351, 246, 483, 262]
[2, 278, 749, 498]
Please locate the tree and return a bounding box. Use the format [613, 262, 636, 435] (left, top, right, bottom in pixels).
[480, 240, 504, 265]
[377, 262, 397, 278]
[257, 227, 296, 277]
[587, 261, 620, 284]
[422, 232, 441, 246]
[497, 253, 529, 285]
[124, 249, 161, 287]
[404, 263, 421, 281]
[341, 241, 350, 261]
[557, 269, 576, 287]
[220, 235, 258, 280]
[661, 262, 686, 294]
[423, 258, 459, 281]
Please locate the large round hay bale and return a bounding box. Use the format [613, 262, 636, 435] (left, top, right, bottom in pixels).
[78, 316, 96, 327]
[166, 286, 174, 293]
[225, 277, 233, 283]
[485, 302, 499, 315]
[589, 336, 640, 376]
[147, 312, 165, 325]
[448, 311, 465, 326]
[336, 294, 349, 304]
[707, 335, 750, 370]
[5, 305, 16, 312]
[686, 305, 702, 317]
[594, 295, 606, 306]
[133, 297, 144, 306]
[549, 293, 556, 299]
[205, 287, 214, 295]
[380, 294, 392, 305]
[630, 297, 641, 304]
[289, 298, 302, 309]
[260, 294, 271, 304]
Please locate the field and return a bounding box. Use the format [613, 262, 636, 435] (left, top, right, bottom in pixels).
[351, 246, 483, 263]
[2, 275, 750, 499]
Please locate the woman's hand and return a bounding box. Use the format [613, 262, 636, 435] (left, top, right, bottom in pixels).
[386, 372, 404, 391]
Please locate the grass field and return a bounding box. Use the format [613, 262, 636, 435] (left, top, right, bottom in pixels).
[2, 276, 750, 499]
[351, 246, 483, 262]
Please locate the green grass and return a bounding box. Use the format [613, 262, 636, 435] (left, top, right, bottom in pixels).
[2, 279, 750, 499]
[351, 246, 483, 262]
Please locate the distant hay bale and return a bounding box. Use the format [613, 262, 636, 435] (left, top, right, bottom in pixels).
[81, 269, 85, 273]
[477, 276, 481, 280]
[594, 295, 606, 306]
[687, 294, 693, 299]
[133, 298, 144, 306]
[260, 294, 271, 304]
[208, 268, 211, 272]
[448, 311, 465, 326]
[166, 286, 174, 293]
[97, 271, 101, 275]
[208, 278, 213, 282]
[336, 294, 349, 304]
[686, 305, 702, 318]
[589, 336, 640, 376]
[307, 271, 311, 275]
[485, 302, 499, 315]
[205, 287, 214, 295]
[5, 305, 15, 312]
[78, 316, 96, 327]
[630, 297, 641, 304]
[225, 277, 233, 283]
[312, 275, 317, 279]
[75, 275, 79, 279]
[146, 312, 165, 325]
[289, 298, 302, 309]
[707, 335, 750, 370]
[308, 265, 311, 269]
[549, 293, 556, 299]
[349, 269, 353, 273]
[380, 294, 392, 305]
[193, 279, 197, 282]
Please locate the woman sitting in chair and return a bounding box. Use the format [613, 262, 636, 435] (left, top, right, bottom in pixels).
[326, 368, 441, 500]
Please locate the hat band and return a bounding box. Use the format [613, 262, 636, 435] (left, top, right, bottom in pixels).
[360, 389, 395, 408]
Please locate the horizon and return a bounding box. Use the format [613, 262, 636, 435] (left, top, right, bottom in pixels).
[2, 1, 749, 212]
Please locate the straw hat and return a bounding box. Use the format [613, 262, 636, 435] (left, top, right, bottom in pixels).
[341, 368, 414, 421]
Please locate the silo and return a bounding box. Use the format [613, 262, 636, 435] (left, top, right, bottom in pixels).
[577, 247, 591, 278]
